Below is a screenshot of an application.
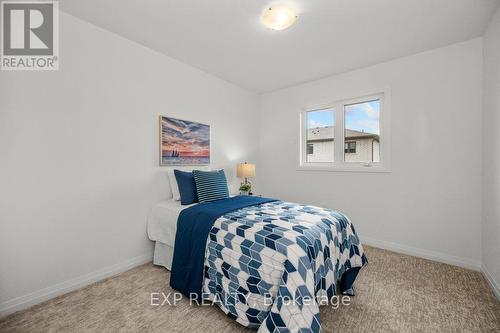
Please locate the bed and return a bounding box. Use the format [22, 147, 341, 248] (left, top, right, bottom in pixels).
[147, 200, 195, 269]
[148, 195, 367, 333]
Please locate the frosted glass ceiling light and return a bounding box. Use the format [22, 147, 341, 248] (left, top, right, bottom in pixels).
[261, 4, 298, 31]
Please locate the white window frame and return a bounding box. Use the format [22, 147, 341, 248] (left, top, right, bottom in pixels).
[299, 90, 391, 173]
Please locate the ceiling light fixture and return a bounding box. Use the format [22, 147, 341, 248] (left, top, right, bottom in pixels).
[261, 4, 298, 31]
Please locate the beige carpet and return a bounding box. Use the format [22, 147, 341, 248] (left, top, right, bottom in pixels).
[1, 246, 499, 332]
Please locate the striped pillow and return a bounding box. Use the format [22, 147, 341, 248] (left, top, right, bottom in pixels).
[192, 170, 229, 203]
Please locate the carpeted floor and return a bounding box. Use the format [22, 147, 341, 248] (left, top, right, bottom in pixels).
[1, 246, 499, 332]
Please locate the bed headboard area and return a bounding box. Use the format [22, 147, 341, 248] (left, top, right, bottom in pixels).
[160, 166, 239, 200]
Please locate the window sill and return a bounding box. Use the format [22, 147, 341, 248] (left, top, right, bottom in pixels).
[297, 165, 391, 173]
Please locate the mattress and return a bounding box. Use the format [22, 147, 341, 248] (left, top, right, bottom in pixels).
[147, 200, 194, 247]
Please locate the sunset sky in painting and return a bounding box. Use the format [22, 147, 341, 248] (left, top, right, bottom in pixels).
[161, 117, 210, 157]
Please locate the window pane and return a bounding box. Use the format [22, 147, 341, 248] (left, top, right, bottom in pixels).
[306, 108, 334, 163]
[344, 100, 380, 163]
[345, 142, 356, 154]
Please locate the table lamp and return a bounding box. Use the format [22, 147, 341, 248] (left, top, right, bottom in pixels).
[237, 162, 256, 195]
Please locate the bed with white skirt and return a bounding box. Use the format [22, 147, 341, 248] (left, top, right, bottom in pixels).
[148, 169, 366, 333]
[148, 168, 240, 269]
[147, 200, 194, 269]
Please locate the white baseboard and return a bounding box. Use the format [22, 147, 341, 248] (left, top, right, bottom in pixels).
[481, 264, 500, 301]
[0, 253, 152, 318]
[362, 236, 482, 271]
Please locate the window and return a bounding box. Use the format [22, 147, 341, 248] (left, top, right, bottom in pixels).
[307, 144, 314, 155]
[305, 108, 334, 163]
[344, 142, 356, 154]
[300, 92, 389, 171]
[344, 99, 380, 163]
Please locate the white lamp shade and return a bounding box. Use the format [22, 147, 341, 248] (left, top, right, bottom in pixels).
[237, 163, 256, 178]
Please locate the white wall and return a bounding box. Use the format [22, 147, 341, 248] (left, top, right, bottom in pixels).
[258, 39, 483, 269]
[0, 12, 258, 314]
[482, 7, 500, 298]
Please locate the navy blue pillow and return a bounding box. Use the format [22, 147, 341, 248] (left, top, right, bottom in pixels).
[174, 170, 198, 205]
[192, 170, 229, 203]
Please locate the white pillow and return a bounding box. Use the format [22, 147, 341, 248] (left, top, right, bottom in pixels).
[167, 169, 181, 201]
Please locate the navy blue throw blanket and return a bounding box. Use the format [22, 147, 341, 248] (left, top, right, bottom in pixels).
[170, 195, 278, 299]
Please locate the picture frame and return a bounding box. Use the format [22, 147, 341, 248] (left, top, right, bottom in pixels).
[159, 116, 210, 166]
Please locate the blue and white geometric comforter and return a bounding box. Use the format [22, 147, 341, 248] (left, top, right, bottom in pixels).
[202, 201, 367, 332]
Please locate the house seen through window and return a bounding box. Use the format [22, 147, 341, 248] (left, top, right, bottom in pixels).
[305, 108, 334, 163]
[344, 99, 380, 163]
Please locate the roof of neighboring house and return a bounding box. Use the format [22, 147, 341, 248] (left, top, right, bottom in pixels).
[307, 126, 379, 142]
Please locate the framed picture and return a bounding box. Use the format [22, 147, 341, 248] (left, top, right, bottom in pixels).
[159, 116, 210, 166]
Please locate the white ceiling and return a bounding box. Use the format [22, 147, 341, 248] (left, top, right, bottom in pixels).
[60, 0, 500, 93]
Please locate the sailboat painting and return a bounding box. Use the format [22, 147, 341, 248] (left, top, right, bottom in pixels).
[160, 116, 210, 166]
